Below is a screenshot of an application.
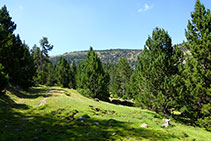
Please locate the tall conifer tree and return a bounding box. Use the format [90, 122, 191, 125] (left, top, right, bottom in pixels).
[180, 0, 211, 130]
[0, 5, 35, 88]
[112, 57, 132, 98]
[77, 47, 110, 101]
[69, 61, 77, 89]
[135, 28, 183, 114]
[57, 57, 70, 88]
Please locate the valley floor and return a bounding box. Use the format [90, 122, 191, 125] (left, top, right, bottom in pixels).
[0, 86, 211, 140]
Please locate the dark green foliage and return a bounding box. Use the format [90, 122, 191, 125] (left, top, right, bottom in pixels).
[0, 5, 17, 79]
[20, 44, 36, 87]
[31, 38, 53, 85]
[76, 47, 110, 101]
[0, 5, 35, 88]
[32, 37, 53, 71]
[128, 70, 139, 100]
[112, 57, 133, 99]
[102, 63, 117, 95]
[76, 62, 86, 89]
[134, 28, 183, 114]
[40, 37, 53, 58]
[0, 5, 16, 33]
[45, 63, 57, 86]
[57, 57, 70, 88]
[69, 61, 77, 89]
[178, 0, 211, 130]
[0, 64, 8, 94]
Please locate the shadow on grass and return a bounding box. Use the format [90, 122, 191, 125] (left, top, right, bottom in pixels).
[0, 99, 179, 141]
[0, 89, 179, 140]
[110, 99, 134, 107]
[172, 114, 196, 127]
[7, 87, 51, 99]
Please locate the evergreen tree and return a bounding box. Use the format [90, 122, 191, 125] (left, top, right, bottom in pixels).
[180, 0, 211, 130]
[102, 63, 117, 96]
[0, 64, 8, 94]
[18, 43, 36, 87]
[0, 5, 35, 88]
[0, 5, 17, 79]
[128, 69, 139, 100]
[57, 57, 70, 88]
[77, 47, 110, 101]
[31, 37, 53, 84]
[112, 57, 132, 99]
[45, 62, 57, 86]
[76, 61, 86, 89]
[135, 28, 183, 114]
[38, 37, 53, 71]
[69, 61, 77, 89]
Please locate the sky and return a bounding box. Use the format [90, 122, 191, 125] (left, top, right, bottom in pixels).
[0, 0, 210, 56]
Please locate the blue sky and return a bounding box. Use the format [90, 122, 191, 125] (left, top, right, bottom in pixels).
[0, 0, 210, 56]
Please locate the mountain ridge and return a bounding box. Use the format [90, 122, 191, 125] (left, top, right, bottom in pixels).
[50, 49, 142, 66]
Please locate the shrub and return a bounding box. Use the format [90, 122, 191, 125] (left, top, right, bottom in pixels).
[0, 64, 8, 94]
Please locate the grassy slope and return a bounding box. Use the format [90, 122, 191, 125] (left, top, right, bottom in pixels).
[0, 86, 210, 141]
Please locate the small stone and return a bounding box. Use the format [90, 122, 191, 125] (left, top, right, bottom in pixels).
[78, 116, 84, 120]
[93, 98, 100, 102]
[141, 123, 148, 128]
[111, 132, 116, 136]
[95, 122, 99, 125]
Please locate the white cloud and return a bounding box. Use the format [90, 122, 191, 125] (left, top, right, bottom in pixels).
[137, 4, 153, 13]
[145, 4, 150, 10]
[137, 8, 143, 13]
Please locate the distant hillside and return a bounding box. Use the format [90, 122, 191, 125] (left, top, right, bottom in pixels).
[50, 49, 142, 66]
[50, 44, 186, 66]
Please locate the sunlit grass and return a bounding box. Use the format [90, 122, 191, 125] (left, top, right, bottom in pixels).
[0, 86, 210, 140]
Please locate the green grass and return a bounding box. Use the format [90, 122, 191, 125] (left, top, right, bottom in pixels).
[0, 86, 211, 140]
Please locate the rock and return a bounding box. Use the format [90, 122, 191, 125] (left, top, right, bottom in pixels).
[78, 116, 84, 121]
[111, 132, 116, 136]
[95, 122, 99, 125]
[141, 123, 148, 128]
[93, 98, 100, 102]
[162, 119, 171, 128]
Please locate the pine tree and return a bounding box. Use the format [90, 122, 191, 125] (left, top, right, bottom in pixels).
[135, 28, 183, 114]
[102, 63, 117, 96]
[0, 5, 17, 79]
[180, 0, 211, 130]
[128, 69, 139, 100]
[57, 57, 70, 88]
[31, 37, 53, 85]
[112, 57, 132, 99]
[69, 61, 77, 89]
[0, 64, 8, 94]
[38, 37, 53, 71]
[45, 62, 57, 86]
[0, 5, 35, 88]
[76, 61, 86, 89]
[77, 47, 110, 101]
